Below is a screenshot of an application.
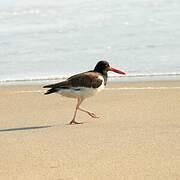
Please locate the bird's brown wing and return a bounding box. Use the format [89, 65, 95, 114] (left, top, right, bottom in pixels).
[68, 71, 103, 88]
[43, 71, 103, 89]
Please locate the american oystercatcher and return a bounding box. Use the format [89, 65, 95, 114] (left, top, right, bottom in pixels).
[43, 61, 126, 125]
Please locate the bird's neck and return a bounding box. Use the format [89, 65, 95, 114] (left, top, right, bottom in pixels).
[94, 69, 108, 85]
[93, 67, 108, 85]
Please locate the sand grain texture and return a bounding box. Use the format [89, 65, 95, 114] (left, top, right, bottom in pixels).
[0, 81, 180, 180]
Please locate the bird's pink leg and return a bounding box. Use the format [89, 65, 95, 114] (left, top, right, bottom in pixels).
[78, 107, 99, 118]
[69, 98, 83, 125]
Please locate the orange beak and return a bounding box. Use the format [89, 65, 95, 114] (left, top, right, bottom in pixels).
[108, 67, 126, 75]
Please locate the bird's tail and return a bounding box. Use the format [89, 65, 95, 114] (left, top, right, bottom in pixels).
[43, 84, 53, 88]
[44, 88, 57, 95]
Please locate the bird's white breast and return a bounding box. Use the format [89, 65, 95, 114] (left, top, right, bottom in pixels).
[58, 75, 105, 99]
[97, 75, 105, 92]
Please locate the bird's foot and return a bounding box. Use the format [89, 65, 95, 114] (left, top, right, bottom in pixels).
[87, 112, 99, 118]
[78, 107, 99, 119]
[69, 120, 83, 125]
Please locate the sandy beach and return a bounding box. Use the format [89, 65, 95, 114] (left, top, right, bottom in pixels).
[0, 81, 180, 180]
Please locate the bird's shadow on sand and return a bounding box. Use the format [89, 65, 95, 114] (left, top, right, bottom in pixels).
[0, 121, 88, 132]
[0, 125, 52, 132]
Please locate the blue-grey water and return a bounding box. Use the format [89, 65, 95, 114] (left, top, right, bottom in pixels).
[0, 0, 180, 83]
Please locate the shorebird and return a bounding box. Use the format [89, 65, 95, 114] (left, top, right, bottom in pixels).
[43, 61, 126, 125]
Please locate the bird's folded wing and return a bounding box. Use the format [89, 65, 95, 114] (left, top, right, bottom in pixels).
[43, 81, 70, 88]
[68, 72, 103, 88]
[43, 72, 103, 89]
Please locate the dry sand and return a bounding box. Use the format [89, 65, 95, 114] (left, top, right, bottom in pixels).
[0, 81, 180, 180]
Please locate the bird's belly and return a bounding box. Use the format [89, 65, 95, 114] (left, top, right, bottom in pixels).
[57, 86, 104, 99]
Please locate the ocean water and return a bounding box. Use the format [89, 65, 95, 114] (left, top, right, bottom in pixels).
[0, 0, 180, 83]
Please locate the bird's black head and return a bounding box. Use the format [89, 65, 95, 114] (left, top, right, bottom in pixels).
[94, 60, 126, 76]
[93, 60, 126, 85]
[94, 61, 110, 74]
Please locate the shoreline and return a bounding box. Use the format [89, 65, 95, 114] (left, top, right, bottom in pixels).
[0, 79, 180, 88]
[1, 74, 180, 86]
